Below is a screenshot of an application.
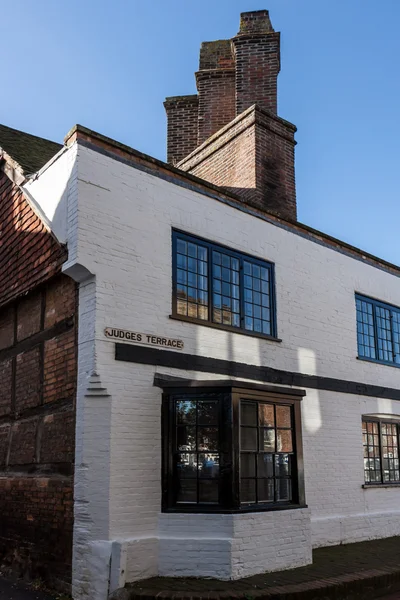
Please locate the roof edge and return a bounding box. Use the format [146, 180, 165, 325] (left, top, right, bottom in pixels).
[63, 124, 400, 277]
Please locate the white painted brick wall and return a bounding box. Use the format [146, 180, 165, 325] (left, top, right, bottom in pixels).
[28, 142, 400, 599]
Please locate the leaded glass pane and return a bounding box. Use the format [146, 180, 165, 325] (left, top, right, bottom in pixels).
[174, 397, 221, 505]
[243, 260, 272, 335]
[376, 306, 394, 362]
[176, 237, 208, 320]
[240, 400, 295, 505]
[212, 250, 240, 328]
[356, 299, 376, 359]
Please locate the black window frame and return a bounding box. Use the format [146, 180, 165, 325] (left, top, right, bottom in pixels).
[171, 230, 279, 341]
[362, 416, 400, 486]
[356, 293, 400, 368]
[161, 382, 306, 513]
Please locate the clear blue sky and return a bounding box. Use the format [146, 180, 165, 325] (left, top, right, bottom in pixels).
[1, 1, 399, 265]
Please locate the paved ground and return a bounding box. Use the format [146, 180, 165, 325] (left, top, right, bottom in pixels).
[0, 578, 55, 600]
[124, 536, 400, 599]
[2, 537, 400, 599]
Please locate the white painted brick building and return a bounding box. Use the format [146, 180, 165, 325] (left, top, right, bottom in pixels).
[12, 9, 400, 600]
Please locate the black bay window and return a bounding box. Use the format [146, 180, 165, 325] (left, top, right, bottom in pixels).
[161, 381, 306, 513]
[172, 230, 277, 339]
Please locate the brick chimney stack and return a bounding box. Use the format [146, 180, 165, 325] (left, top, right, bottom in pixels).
[164, 10, 298, 221]
[233, 10, 280, 115]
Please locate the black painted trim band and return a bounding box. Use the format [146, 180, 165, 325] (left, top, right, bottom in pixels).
[115, 343, 400, 401]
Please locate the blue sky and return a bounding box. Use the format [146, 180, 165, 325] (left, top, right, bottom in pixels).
[1, 1, 399, 264]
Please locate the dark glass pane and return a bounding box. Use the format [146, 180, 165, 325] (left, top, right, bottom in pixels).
[198, 402, 218, 425]
[241, 427, 257, 451]
[276, 479, 292, 502]
[241, 453, 256, 477]
[241, 402, 257, 426]
[177, 284, 187, 299]
[188, 303, 198, 318]
[222, 254, 230, 268]
[199, 453, 219, 478]
[257, 453, 274, 477]
[187, 287, 197, 302]
[213, 294, 222, 309]
[176, 401, 196, 424]
[177, 269, 187, 284]
[222, 310, 232, 325]
[262, 321, 271, 335]
[198, 305, 208, 321]
[213, 265, 221, 278]
[198, 246, 207, 261]
[199, 480, 219, 503]
[232, 313, 240, 327]
[176, 479, 197, 503]
[198, 427, 218, 451]
[177, 239, 187, 254]
[241, 479, 256, 503]
[177, 254, 187, 269]
[254, 319, 262, 332]
[176, 454, 198, 478]
[277, 429, 293, 453]
[275, 454, 291, 477]
[213, 252, 221, 264]
[177, 300, 187, 315]
[276, 406, 292, 428]
[259, 404, 274, 427]
[188, 242, 197, 258]
[245, 317, 253, 330]
[188, 257, 197, 273]
[222, 296, 231, 309]
[177, 426, 196, 451]
[260, 428, 275, 452]
[257, 479, 274, 503]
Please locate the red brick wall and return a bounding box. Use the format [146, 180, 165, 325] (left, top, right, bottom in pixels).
[0, 171, 77, 591]
[0, 172, 67, 307]
[0, 275, 77, 591]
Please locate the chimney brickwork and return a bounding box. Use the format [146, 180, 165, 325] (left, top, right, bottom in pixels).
[164, 10, 297, 221]
[196, 40, 236, 144]
[164, 95, 199, 165]
[233, 11, 280, 115]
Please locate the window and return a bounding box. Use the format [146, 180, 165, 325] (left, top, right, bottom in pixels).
[161, 382, 305, 512]
[363, 418, 400, 484]
[356, 294, 400, 367]
[240, 401, 294, 504]
[172, 231, 276, 338]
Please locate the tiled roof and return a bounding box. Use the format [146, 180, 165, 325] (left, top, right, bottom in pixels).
[0, 123, 62, 176]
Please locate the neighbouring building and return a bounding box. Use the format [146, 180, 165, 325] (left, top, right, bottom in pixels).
[1, 9, 400, 600]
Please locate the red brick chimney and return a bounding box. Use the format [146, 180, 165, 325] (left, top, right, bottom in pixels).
[164, 10, 297, 221]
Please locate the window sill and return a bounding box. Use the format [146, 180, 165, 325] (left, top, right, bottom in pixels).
[362, 483, 400, 489]
[163, 503, 307, 514]
[357, 356, 400, 369]
[169, 314, 282, 343]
